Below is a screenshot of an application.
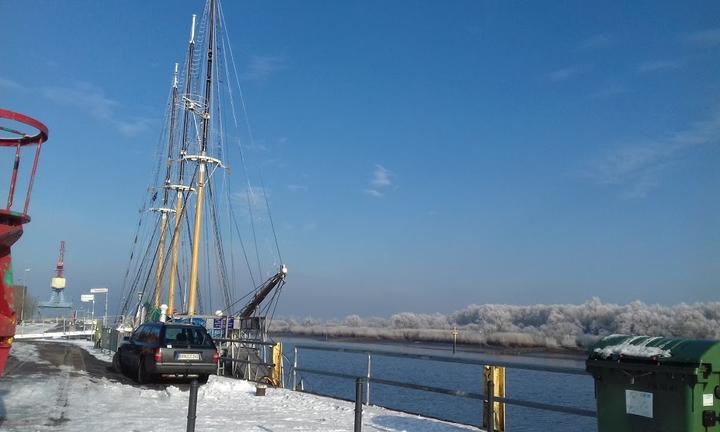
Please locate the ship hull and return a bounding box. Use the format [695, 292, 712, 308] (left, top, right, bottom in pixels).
[0, 211, 27, 375]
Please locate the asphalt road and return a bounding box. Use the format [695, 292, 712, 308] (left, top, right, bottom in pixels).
[5, 341, 124, 382]
[5, 340, 194, 386]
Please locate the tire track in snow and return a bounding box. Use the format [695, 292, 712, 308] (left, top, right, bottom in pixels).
[46, 345, 73, 427]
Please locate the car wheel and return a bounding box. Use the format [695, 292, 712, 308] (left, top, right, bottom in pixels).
[137, 357, 148, 384]
[112, 352, 122, 374]
[198, 374, 209, 384]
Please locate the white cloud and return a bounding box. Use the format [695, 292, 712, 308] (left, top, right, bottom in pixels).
[2, 78, 153, 137]
[578, 34, 614, 50]
[590, 82, 627, 99]
[113, 119, 155, 138]
[683, 28, 720, 47]
[364, 189, 384, 198]
[0, 77, 28, 93]
[241, 56, 287, 81]
[371, 164, 391, 188]
[232, 185, 270, 211]
[637, 60, 682, 73]
[287, 184, 308, 192]
[365, 164, 393, 198]
[586, 110, 720, 198]
[544, 66, 583, 82]
[42, 82, 119, 120]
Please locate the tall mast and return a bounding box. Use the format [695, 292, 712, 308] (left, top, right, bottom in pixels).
[151, 64, 180, 309]
[187, 0, 216, 316]
[167, 14, 198, 316]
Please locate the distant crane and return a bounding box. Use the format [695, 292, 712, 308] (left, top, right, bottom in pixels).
[53, 241, 65, 281]
[39, 240, 72, 313]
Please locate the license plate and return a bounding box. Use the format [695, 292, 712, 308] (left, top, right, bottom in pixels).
[177, 353, 201, 361]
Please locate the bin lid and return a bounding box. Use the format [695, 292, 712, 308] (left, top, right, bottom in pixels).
[588, 335, 720, 365]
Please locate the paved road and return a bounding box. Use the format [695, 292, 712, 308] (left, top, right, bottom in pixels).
[4, 341, 126, 383]
[5, 341, 137, 385]
[5, 340, 193, 386]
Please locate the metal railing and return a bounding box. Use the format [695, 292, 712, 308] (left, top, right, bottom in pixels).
[214, 337, 280, 384]
[290, 343, 596, 430]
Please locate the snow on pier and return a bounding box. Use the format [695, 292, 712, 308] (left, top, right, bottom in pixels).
[1, 340, 479, 432]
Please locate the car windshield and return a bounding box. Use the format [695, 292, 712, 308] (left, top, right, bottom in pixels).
[163, 326, 213, 348]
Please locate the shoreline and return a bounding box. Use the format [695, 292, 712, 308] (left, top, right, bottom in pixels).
[271, 331, 588, 360]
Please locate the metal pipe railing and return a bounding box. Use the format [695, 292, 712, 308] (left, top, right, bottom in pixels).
[354, 378, 364, 432]
[213, 337, 276, 346]
[295, 343, 587, 376]
[290, 343, 595, 428]
[220, 357, 275, 368]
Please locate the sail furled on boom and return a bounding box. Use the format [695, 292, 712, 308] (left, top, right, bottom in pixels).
[118, 0, 286, 326]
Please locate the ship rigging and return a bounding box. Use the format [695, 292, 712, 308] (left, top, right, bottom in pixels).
[117, 0, 287, 330]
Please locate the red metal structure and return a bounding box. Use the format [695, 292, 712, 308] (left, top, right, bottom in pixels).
[55, 241, 65, 278]
[0, 108, 49, 375]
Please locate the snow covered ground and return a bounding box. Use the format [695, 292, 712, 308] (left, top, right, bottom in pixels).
[14, 321, 57, 336]
[1, 340, 480, 432]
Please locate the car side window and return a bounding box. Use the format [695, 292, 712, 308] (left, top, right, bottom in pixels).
[130, 326, 141, 342]
[147, 325, 160, 345]
[134, 325, 147, 343]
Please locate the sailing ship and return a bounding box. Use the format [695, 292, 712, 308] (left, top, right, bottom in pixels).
[118, 0, 287, 344]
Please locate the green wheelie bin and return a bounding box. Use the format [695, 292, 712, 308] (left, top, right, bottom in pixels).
[587, 335, 720, 432]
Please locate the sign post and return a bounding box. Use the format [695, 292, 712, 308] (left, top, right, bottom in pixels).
[80, 294, 95, 328]
[90, 288, 109, 327]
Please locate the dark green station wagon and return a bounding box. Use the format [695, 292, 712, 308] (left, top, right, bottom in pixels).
[114, 322, 218, 384]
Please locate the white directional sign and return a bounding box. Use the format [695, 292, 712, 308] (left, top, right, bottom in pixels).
[80, 294, 95, 302]
[90, 288, 108, 294]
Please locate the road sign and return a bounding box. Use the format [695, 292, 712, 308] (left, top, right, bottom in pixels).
[90, 288, 108, 294]
[80, 294, 95, 302]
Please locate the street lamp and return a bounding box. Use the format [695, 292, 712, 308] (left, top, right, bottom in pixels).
[90, 288, 109, 328]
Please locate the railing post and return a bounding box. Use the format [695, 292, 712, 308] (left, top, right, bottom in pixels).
[247, 354, 252, 381]
[231, 340, 236, 377]
[355, 378, 364, 432]
[487, 379, 495, 432]
[187, 379, 199, 432]
[292, 346, 298, 390]
[280, 345, 286, 389]
[366, 353, 372, 405]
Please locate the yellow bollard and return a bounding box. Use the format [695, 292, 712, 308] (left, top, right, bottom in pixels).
[269, 342, 283, 387]
[483, 365, 506, 431]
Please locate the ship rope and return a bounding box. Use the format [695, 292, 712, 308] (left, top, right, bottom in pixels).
[118, 86, 175, 321]
[219, 0, 284, 273]
[119, 0, 286, 326]
[218, 0, 285, 319]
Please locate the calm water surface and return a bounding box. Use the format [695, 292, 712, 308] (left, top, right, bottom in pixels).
[279, 337, 597, 432]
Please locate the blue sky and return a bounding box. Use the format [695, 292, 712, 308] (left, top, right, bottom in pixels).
[1, 0, 719, 318]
